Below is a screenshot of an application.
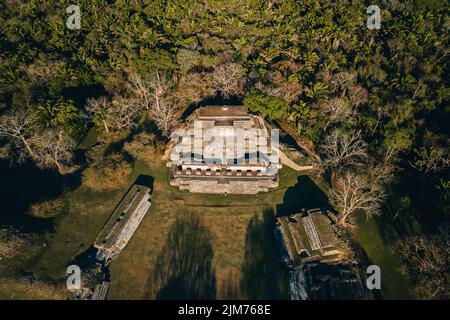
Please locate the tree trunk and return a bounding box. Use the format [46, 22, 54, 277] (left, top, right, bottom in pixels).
[21, 136, 35, 158]
[103, 120, 110, 133]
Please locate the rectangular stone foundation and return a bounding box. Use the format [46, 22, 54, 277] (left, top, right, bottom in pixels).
[171, 177, 278, 195]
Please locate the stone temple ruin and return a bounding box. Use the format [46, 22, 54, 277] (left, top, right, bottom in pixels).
[275, 208, 343, 267]
[94, 184, 152, 262]
[274, 208, 365, 300]
[69, 184, 152, 300]
[168, 105, 281, 194]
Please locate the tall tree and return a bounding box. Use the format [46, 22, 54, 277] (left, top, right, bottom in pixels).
[330, 171, 385, 226]
[212, 63, 246, 98]
[319, 129, 368, 169]
[0, 108, 39, 162]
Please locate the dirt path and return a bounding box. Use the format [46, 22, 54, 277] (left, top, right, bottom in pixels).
[279, 150, 314, 172]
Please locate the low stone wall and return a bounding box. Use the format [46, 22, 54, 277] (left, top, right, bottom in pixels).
[171, 176, 278, 194]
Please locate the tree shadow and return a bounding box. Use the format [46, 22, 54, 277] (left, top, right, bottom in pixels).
[377, 171, 447, 245]
[276, 175, 332, 216]
[375, 209, 418, 246]
[350, 241, 381, 300]
[103, 118, 160, 156]
[144, 213, 216, 300]
[240, 208, 289, 299]
[134, 174, 154, 190]
[220, 269, 240, 300]
[0, 160, 82, 233]
[61, 83, 107, 108]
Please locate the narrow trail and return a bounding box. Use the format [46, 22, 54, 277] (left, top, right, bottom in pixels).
[279, 150, 314, 172]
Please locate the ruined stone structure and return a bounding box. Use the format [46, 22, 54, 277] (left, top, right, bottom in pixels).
[94, 184, 152, 262]
[274, 209, 364, 300]
[168, 105, 281, 194]
[275, 208, 342, 266]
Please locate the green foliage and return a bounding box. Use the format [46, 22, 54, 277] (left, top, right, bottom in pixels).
[33, 99, 86, 139]
[244, 90, 288, 120]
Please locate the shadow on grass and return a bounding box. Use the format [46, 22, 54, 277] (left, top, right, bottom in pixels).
[134, 174, 154, 190]
[220, 269, 240, 300]
[240, 209, 289, 299]
[276, 175, 331, 216]
[144, 213, 216, 300]
[347, 240, 380, 300]
[0, 160, 82, 233]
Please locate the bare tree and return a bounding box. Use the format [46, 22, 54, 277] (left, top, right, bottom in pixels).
[212, 63, 246, 98]
[128, 72, 180, 138]
[128, 72, 170, 110]
[348, 85, 368, 107]
[85, 97, 112, 132]
[110, 96, 145, 131]
[128, 73, 152, 110]
[371, 144, 399, 184]
[0, 108, 76, 173]
[0, 108, 39, 162]
[397, 224, 450, 299]
[33, 130, 76, 174]
[331, 171, 385, 226]
[371, 104, 391, 135]
[86, 96, 144, 133]
[320, 97, 352, 131]
[319, 129, 368, 169]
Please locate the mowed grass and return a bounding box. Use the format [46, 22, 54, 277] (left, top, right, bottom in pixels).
[26, 144, 329, 299]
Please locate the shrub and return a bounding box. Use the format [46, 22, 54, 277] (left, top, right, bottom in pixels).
[29, 198, 65, 219]
[123, 132, 162, 163]
[83, 153, 132, 191]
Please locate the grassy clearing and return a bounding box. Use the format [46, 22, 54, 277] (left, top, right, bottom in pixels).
[24, 142, 326, 299]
